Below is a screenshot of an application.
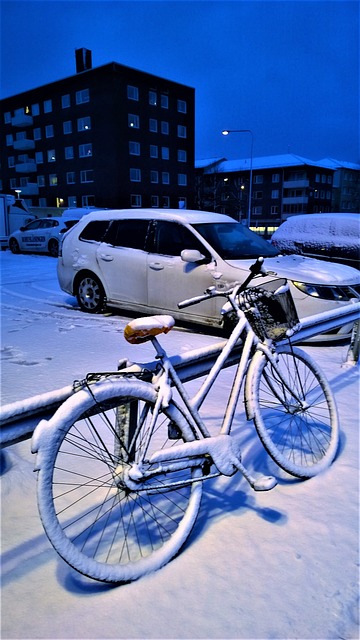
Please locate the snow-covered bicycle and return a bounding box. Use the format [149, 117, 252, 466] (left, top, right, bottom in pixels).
[32, 258, 339, 583]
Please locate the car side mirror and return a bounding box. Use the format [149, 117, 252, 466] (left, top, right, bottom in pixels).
[181, 249, 206, 263]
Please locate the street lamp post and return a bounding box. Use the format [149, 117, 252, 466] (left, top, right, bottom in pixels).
[222, 129, 254, 227]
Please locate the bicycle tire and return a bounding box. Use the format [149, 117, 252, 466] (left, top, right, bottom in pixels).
[33, 376, 203, 583]
[246, 345, 339, 478]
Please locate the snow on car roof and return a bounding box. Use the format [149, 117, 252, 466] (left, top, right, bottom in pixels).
[81, 208, 235, 224]
[273, 213, 360, 243]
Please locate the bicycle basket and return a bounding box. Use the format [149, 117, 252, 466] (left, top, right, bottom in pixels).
[242, 279, 299, 341]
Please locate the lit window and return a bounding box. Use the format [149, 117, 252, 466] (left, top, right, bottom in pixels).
[271, 190, 279, 199]
[162, 147, 169, 160]
[130, 168, 141, 182]
[76, 89, 90, 104]
[44, 99, 52, 113]
[77, 116, 91, 131]
[149, 91, 157, 105]
[149, 119, 158, 132]
[79, 143, 92, 157]
[177, 100, 187, 113]
[129, 141, 141, 155]
[35, 151, 43, 164]
[63, 121, 72, 134]
[31, 104, 40, 116]
[127, 85, 139, 101]
[47, 149, 56, 162]
[128, 114, 139, 129]
[49, 174, 58, 186]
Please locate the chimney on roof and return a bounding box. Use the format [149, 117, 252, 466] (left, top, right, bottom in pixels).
[75, 48, 92, 73]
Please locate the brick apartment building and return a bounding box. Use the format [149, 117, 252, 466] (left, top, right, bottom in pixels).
[0, 49, 195, 211]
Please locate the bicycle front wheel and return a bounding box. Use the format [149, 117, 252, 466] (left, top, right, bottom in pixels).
[247, 345, 339, 478]
[33, 377, 202, 583]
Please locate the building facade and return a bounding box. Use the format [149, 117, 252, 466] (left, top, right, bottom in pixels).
[0, 50, 195, 211]
[195, 154, 360, 236]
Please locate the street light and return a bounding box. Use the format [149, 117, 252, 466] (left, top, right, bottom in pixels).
[222, 129, 254, 227]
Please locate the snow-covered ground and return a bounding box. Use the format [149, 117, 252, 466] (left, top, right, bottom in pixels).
[1, 252, 359, 640]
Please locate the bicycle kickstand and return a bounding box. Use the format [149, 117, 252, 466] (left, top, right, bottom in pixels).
[235, 458, 277, 492]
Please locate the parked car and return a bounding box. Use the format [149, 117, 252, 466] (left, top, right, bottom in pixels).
[57, 209, 360, 339]
[271, 213, 360, 270]
[9, 215, 84, 257]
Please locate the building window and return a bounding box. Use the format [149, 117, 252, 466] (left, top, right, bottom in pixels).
[161, 121, 169, 135]
[254, 191, 263, 200]
[130, 168, 141, 182]
[150, 145, 158, 158]
[6, 134, 13, 146]
[47, 149, 56, 162]
[62, 94, 70, 108]
[151, 195, 159, 207]
[162, 172, 170, 184]
[178, 173, 187, 186]
[254, 175, 263, 184]
[129, 141, 141, 155]
[272, 173, 280, 182]
[4, 112, 11, 124]
[45, 124, 54, 138]
[127, 85, 139, 101]
[81, 170, 94, 183]
[162, 196, 170, 208]
[33, 127, 41, 140]
[79, 143, 92, 157]
[253, 206, 262, 215]
[77, 116, 91, 131]
[177, 99, 187, 113]
[37, 175, 45, 187]
[35, 151, 43, 164]
[131, 194, 142, 207]
[44, 99, 52, 113]
[177, 125, 187, 138]
[128, 114, 140, 129]
[49, 174, 58, 186]
[161, 94, 169, 109]
[149, 91, 157, 105]
[76, 89, 90, 104]
[149, 119, 158, 132]
[10, 178, 17, 188]
[82, 195, 95, 207]
[8, 157, 15, 167]
[67, 172, 76, 184]
[327, 175, 332, 184]
[31, 104, 40, 116]
[63, 121, 72, 134]
[271, 190, 279, 199]
[65, 146, 74, 160]
[151, 170, 159, 183]
[177, 149, 186, 162]
[162, 147, 169, 160]
[178, 197, 187, 209]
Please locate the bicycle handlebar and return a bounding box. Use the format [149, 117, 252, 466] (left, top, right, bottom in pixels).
[178, 257, 267, 310]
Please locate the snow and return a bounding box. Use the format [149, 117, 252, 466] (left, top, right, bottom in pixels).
[1, 252, 359, 640]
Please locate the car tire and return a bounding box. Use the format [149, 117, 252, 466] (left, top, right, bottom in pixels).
[9, 238, 20, 254]
[76, 272, 106, 313]
[48, 239, 59, 258]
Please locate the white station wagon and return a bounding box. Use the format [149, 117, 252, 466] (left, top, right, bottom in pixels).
[57, 209, 360, 338]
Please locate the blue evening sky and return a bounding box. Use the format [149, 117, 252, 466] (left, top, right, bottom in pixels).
[1, 0, 359, 163]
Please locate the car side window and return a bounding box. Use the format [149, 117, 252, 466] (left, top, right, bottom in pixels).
[154, 221, 209, 257]
[24, 220, 42, 230]
[105, 220, 150, 250]
[79, 220, 111, 242]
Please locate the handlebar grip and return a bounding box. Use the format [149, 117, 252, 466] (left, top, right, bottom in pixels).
[178, 292, 212, 309]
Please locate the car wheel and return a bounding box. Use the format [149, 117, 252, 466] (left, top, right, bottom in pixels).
[76, 273, 106, 313]
[9, 238, 20, 254]
[48, 239, 59, 258]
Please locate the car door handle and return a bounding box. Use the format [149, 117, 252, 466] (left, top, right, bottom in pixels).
[149, 262, 164, 271]
[99, 253, 114, 262]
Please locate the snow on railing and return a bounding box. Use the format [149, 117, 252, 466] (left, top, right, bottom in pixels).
[1, 302, 359, 448]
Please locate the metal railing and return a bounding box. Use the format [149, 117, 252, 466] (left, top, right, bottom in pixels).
[1, 301, 359, 448]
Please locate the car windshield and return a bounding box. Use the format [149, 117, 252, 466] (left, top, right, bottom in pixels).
[193, 222, 279, 260]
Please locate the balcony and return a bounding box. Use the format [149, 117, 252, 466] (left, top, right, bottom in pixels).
[13, 139, 35, 151]
[282, 196, 308, 205]
[15, 161, 37, 173]
[20, 183, 39, 196]
[283, 179, 309, 189]
[11, 114, 33, 127]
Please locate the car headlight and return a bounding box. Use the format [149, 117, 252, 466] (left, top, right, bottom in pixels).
[293, 281, 359, 302]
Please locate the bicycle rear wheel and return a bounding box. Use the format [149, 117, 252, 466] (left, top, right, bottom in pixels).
[33, 377, 202, 583]
[247, 345, 339, 478]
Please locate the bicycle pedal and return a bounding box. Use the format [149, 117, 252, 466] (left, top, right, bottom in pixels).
[253, 475, 277, 491]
